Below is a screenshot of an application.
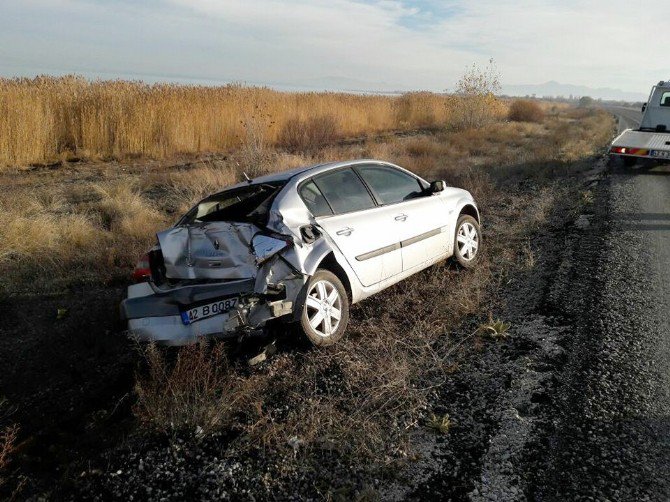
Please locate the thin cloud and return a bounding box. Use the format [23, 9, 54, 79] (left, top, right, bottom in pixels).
[0, 0, 667, 94]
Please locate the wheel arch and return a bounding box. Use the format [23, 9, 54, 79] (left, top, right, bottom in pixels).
[314, 252, 353, 302]
[292, 246, 358, 321]
[458, 203, 480, 223]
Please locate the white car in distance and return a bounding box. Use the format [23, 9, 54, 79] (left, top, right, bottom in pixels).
[121, 160, 481, 346]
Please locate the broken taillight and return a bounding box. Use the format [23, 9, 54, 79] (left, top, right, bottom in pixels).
[132, 253, 151, 282]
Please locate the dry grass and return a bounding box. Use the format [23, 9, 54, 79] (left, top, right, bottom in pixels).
[508, 99, 545, 123]
[134, 342, 255, 435]
[278, 115, 341, 151]
[0, 77, 476, 168]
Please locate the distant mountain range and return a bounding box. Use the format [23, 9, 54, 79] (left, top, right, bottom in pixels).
[0, 65, 650, 102]
[285, 77, 649, 102]
[502, 81, 647, 102]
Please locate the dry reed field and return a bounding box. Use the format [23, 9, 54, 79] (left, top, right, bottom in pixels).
[0, 77, 504, 167]
[0, 87, 615, 498]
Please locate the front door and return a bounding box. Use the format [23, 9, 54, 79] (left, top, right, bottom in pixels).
[354, 164, 450, 272]
[307, 168, 403, 287]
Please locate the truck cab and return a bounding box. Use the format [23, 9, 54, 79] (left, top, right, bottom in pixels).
[610, 81, 670, 166]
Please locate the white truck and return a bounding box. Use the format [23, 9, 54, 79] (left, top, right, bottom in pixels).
[610, 81, 670, 167]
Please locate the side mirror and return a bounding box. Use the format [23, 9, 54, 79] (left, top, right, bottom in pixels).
[429, 180, 446, 193]
[642, 103, 647, 113]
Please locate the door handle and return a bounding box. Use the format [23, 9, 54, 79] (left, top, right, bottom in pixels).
[336, 227, 354, 236]
[395, 214, 408, 222]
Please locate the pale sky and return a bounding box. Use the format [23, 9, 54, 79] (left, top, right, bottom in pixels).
[0, 0, 667, 98]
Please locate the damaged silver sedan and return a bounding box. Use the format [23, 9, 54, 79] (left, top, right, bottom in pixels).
[120, 160, 481, 346]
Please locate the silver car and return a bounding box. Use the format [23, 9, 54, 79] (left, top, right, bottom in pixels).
[121, 159, 481, 346]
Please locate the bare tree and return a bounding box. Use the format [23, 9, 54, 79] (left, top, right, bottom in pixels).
[450, 59, 503, 130]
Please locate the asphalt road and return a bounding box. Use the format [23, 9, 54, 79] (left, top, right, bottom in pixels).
[604, 106, 644, 133]
[533, 110, 670, 500]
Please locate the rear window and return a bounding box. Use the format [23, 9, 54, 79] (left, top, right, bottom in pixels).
[313, 168, 376, 215]
[661, 92, 670, 107]
[180, 182, 285, 225]
[299, 181, 332, 217]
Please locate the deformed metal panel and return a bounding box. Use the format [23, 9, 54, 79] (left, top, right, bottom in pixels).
[157, 222, 258, 280]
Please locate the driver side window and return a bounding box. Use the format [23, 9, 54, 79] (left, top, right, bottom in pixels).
[356, 165, 424, 205]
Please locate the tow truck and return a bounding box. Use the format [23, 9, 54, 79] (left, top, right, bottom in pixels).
[610, 81, 670, 167]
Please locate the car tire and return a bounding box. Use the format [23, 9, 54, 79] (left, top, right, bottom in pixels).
[622, 156, 637, 168]
[299, 269, 350, 346]
[453, 215, 481, 268]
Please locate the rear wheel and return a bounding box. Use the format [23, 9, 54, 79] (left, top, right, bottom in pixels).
[299, 269, 349, 346]
[622, 156, 637, 167]
[453, 215, 481, 268]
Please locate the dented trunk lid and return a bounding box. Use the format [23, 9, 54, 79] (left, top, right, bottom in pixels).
[157, 222, 258, 280]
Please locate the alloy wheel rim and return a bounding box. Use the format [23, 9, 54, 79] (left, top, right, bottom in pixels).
[305, 280, 342, 337]
[457, 222, 479, 261]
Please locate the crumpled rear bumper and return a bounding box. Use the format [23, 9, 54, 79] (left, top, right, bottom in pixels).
[120, 278, 296, 345]
[120, 278, 256, 321]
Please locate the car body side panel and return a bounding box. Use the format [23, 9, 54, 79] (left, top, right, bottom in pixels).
[315, 207, 403, 288]
[298, 234, 364, 303]
[392, 195, 451, 271]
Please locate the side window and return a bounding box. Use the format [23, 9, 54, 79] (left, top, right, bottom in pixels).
[313, 168, 376, 214]
[661, 92, 670, 107]
[299, 181, 332, 217]
[356, 165, 423, 205]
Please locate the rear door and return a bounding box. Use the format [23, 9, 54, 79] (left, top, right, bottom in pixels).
[355, 164, 450, 272]
[301, 168, 403, 287]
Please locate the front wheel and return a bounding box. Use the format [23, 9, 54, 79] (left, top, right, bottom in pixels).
[299, 269, 350, 346]
[453, 215, 481, 268]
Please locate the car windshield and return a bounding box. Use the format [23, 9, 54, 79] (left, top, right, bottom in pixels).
[180, 182, 285, 225]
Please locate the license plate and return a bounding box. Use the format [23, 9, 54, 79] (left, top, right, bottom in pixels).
[180, 297, 238, 325]
[651, 150, 670, 159]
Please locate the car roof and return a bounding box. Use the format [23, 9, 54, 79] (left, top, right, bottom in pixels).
[227, 159, 398, 189]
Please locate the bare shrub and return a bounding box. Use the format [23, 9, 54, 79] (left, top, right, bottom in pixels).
[278, 115, 340, 151]
[134, 342, 247, 435]
[508, 100, 545, 123]
[578, 96, 595, 108]
[450, 59, 505, 131]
